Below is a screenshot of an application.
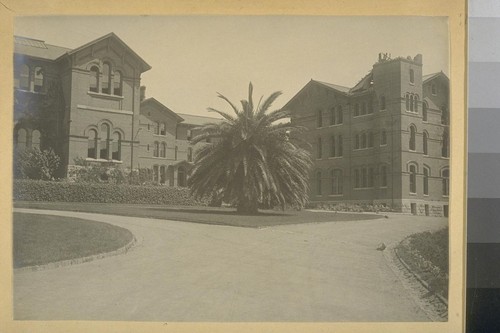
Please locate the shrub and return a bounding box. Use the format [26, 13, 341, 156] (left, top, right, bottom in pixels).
[14, 148, 61, 180]
[13, 179, 206, 206]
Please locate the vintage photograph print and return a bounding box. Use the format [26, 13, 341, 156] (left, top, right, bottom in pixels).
[12, 15, 451, 323]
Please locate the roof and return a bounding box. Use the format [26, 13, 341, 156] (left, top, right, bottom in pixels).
[177, 113, 222, 126]
[313, 80, 350, 94]
[423, 97, 439, 110]
[423, 71, 449, 83]
[349, 71, 373, 93]
[56, 32, 151, 73]
[141, 98, 184, 121]
[14, 36, 72, 60]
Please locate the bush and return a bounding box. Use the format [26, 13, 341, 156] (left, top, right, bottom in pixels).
[305, 202, 393, 213]
[14, 148, 61, 180]
[13, 179, 206, 206]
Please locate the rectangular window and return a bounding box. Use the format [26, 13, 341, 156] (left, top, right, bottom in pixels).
[330, 136, 336, 157]
[362, 168, 367, 188]
[381, 166, 387, 187]
[368, 167, 374, 187]
[338, 135, 343, 157]
[354, 169, 360, 188]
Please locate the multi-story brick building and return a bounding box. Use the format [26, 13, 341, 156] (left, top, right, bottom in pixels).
[13, 33, 219, 186]
[284, 54, 450, 216]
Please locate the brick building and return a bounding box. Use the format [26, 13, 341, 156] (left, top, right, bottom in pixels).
[13, 33, 219, 186]
[284, 54, 450, 216]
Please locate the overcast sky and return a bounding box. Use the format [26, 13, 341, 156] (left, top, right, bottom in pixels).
[15, 16, 449, 117]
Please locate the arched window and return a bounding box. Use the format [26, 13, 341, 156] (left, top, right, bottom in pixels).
[330, 136, 336, 157]
[160, 123, 166, 136]
[160, 142, 166, 158]
[354, 169, 360, 188]
[380, 165, 388, 187]
[410, 69, 415, 84]
[361, 133, 367, 149]
[317, 137, 322, 158]
[34, 66, 44, 93]
[432, 83, 437, 95]
[368, 132, 374, 148]
[32, 129, 41, 149]
[355, 134, 360, 150]
[361, 167, 368, 188]
[154, 122, 160, 135]
[175, 146, 178, 160]
[338, 135, 343, 157]
[20, 64, 30, 90]
[423, 166, 430, 195]
[102, 62, 111, 94]
[87, 129, 98, 158]
[188, 147, 193, 162]
[354, 103, 359, 117]
[316, 171, 322, 195]
[153, 165, 159, 183]
[330, 169, 343, 195]
[410, 95, 414, 112]
[16, 128, 28, 149]
[423, 102, 428, 121]
[368, 167, 374, 187]
[330, 108, 336, 126]
[89, 66, 99, 92]
[442, 168, 450, 196]
[160, 166, 166, 185]
[414, 95, 419, 112]
[380, 96, 386, 110]
[153, 141, 159, 157]
[409, 164, 417, 193]
[409, 125, 416, 151]
[423, 132, 428, 155]
[361, 102, 366, 115]
[178, 167, 187, 187]
[381, 130, 387, 145]
[113, 70, 122, 96]
[317, 110, 323, 127]
[442, 129, 449, 157]
[112, 132, 121, 160]
[368, 100, 373, 114]
[337, 106, 343, 124]
[100, 123, 110, 159]
[406, 94, 410, 111]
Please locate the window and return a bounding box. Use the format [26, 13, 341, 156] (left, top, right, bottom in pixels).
[423, 132, 428, 155]
[406, 94, 410, 111]
[100, 124, 110, 159]
[362, 168, 368, 188]
[160, 142, 166, 158]
[354, 103, 359, 117]
[409, 164, 417, 193]
[175, 146, 178, 160]
[317, 137, 322, 159]
[410, 69, 415, 83]
[361, 133, 367, 149]
[368, 167, 374, 187]
[380, 165, 388, 187]
[160, 166, 166, 185]
[34, 67, 44, 93]
[188, 147, 193, 162]
[381, 130, 387, 145]
[16, 128, 28, 149]
[423, 102, 428, 121]
[153, 165, 159, 183]
[316, 171, 322, 195]
[153, 141, 159, 157]
[442, 168, 450, 196]
[432, 83, 437, 95]
[442, 129, 449, 157]
[113, 71, 122, 95]
[20, 64, 30, 90]
[368, 132, 374, 148]
[160, 123, 166, 136]
[330, 169, 343, 195]
[112, 132, 121, 160]
[89, 66, 99, 92]
[317, 110, 323, 127]
[337, 106, 343, 124]
[31, 130, 41, 149]
[87, 129, 98, 158]
[338, 135, 343, 157]
[102, 62, 111, 94]
[354, 169, 360, 188]
[409, 125, 416, 151]
[154, 122, 160, 135]
[441, 107, 449, 125]
[410, 95, 414, 112]
[361, 102, 366, 115]
[368, 100, 373, 114]
[414, 95, 418, 112]
[330, 108, 336, 126]
[380, 96, 386, 110]
[330, 136, 336, 157]
[355, 134, 360, 150]
[423, 166, 430, 195]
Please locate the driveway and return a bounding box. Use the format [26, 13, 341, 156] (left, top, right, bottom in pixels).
[13, 208, 447, 321]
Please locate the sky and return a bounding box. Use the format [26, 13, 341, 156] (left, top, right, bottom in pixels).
[15, 16, 449, 118]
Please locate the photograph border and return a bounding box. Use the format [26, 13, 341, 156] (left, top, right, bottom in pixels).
[0, 1, 466, 332]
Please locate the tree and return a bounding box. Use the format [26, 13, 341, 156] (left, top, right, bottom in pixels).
[188, 83, 312, 214]
[14, 147, 61, 180]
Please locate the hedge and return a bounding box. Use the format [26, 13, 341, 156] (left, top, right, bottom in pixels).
[13, 179, 205, 206]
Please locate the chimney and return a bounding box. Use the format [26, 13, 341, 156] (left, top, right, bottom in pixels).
[140, 86, 146, 101]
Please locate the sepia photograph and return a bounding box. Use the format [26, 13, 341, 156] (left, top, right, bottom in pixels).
[0, 2, 467, 332]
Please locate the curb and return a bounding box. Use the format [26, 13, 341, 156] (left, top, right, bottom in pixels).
[14, 235, 138, 272]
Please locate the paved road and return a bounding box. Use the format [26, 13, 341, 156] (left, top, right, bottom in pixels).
[13, 208, 447, 321]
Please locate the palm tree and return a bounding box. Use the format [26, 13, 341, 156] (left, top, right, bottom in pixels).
[188, 83, 312, 214]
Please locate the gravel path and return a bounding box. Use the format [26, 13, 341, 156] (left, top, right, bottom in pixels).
[13, 208, 447, 322]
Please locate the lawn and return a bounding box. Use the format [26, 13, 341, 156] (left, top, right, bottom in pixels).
[14, 201, 382, 228]
[13, 213, 134, 268]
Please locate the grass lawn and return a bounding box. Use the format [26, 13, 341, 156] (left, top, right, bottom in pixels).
[14, 201, 382, 228]
[13, 213, 134, 268]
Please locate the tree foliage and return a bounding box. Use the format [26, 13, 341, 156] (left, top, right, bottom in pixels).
[188, 83, 312, 214]
[14, 147, 61, 180]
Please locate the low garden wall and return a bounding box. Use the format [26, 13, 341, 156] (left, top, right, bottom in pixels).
[13, 179, 204, 206]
